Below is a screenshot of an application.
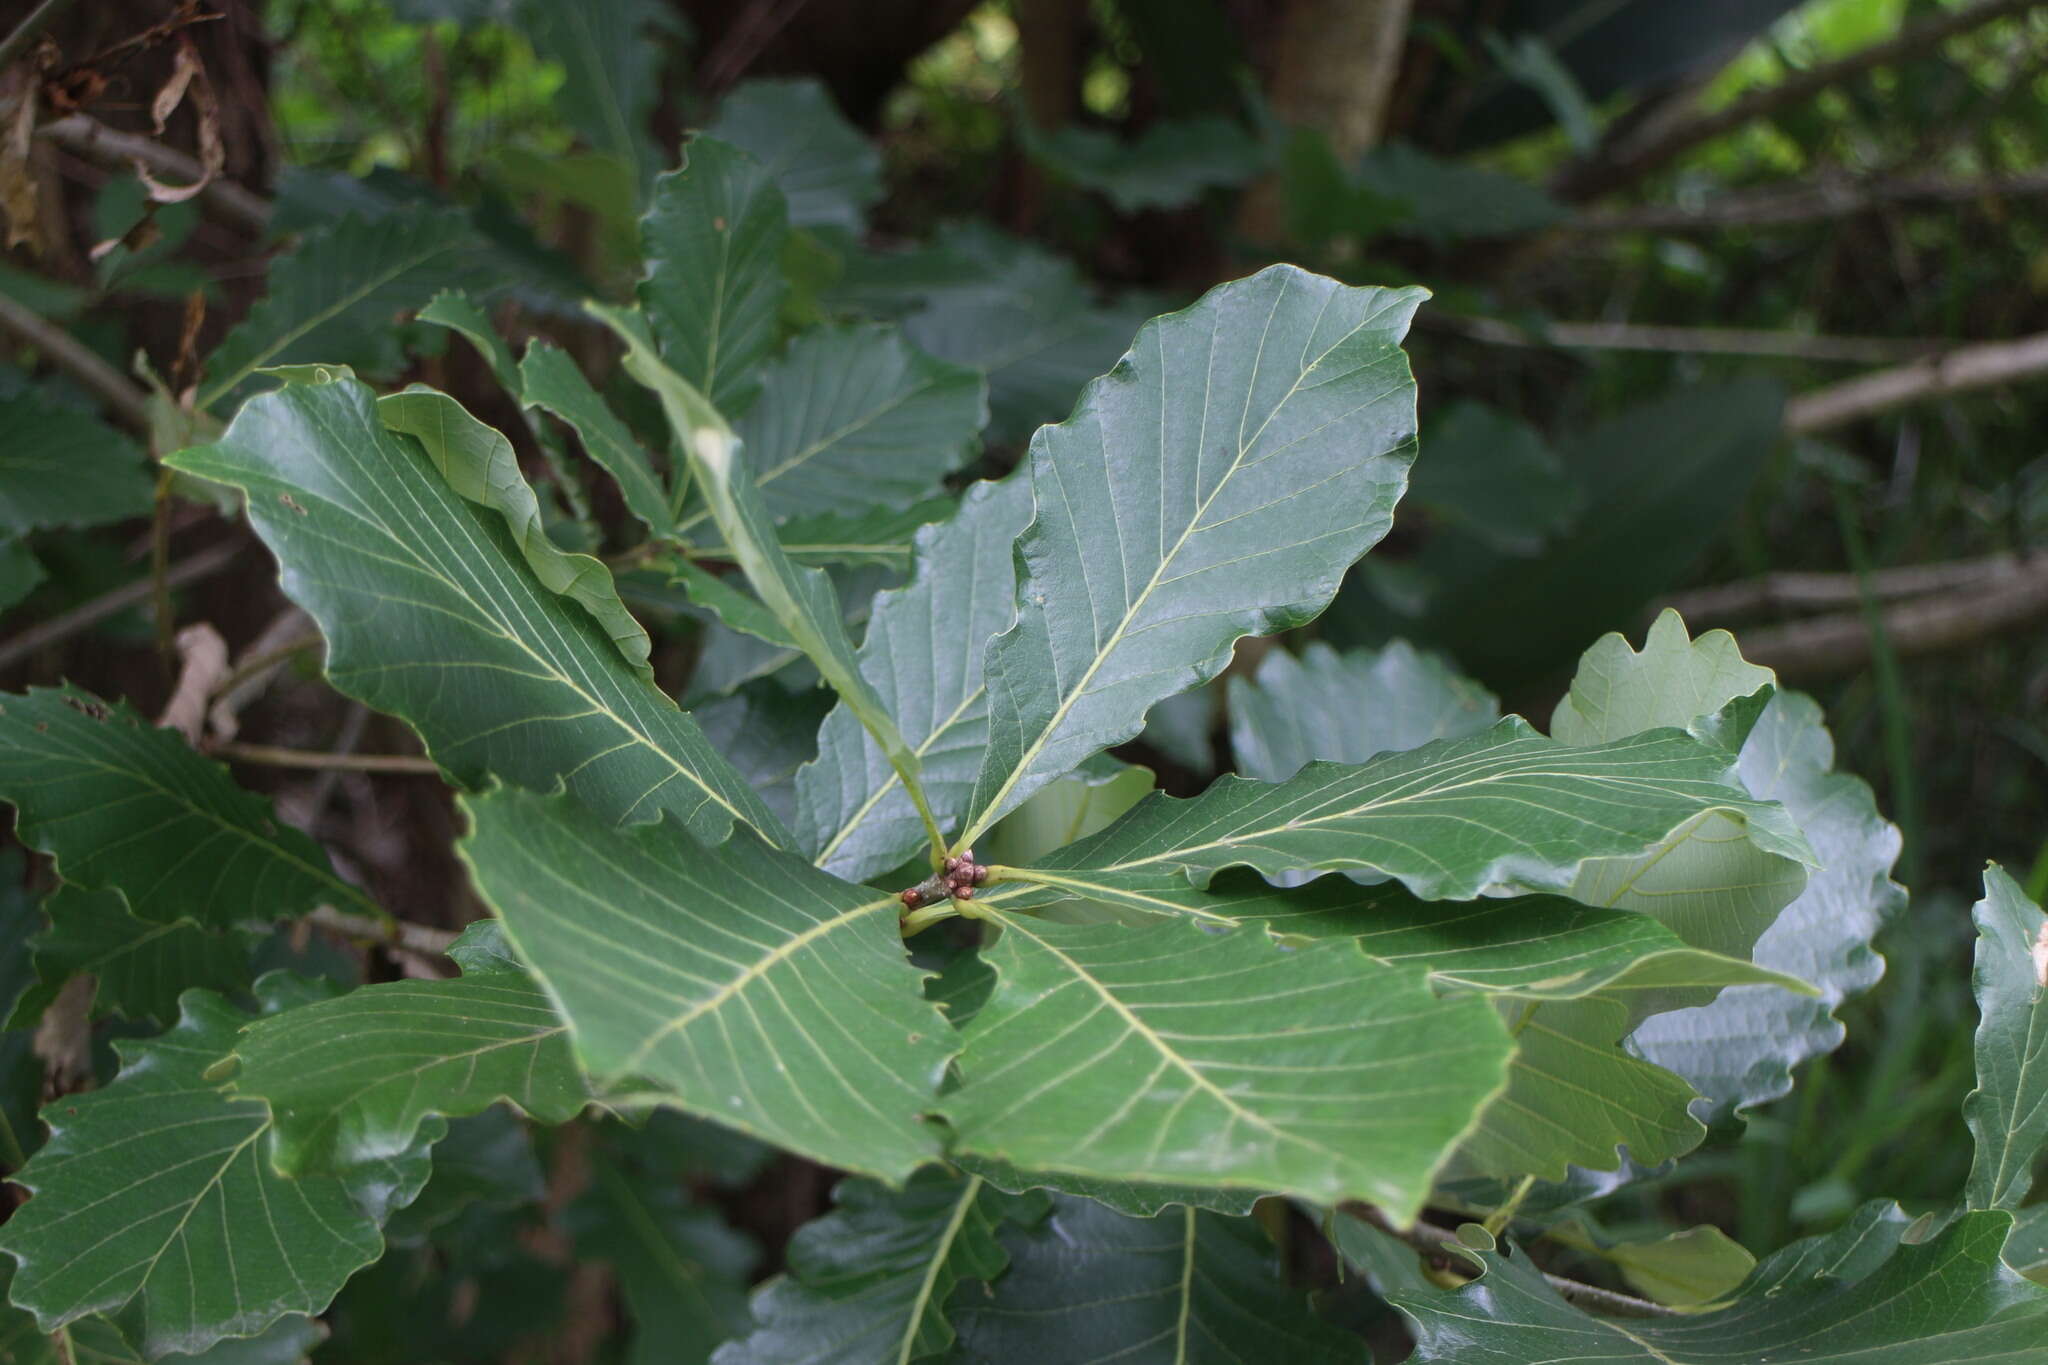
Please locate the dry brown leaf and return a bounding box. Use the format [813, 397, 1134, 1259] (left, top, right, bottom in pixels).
[0, 75, 38, 253]
[158, 621, 230, 744]
[32, 974, 93, 1099]
[131, 35, 222, 206]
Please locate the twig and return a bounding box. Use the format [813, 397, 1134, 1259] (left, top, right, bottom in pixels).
[1735, 556, 2048, 679]
[0, 538, 241, 672]
[213, 742, 442, 775]
[1436, 314, 1932, 365]
[38, 112, 271, 235]
[0, 289, 152, 432]
[308, 904, 459, 957]
[1575, 169, 2048, 234]
[0, 0, 73, 74]
[1346, 1205, 1680, 1319]
[1660, 553, 2020, 623]
[697, 0, 814, 98]
[1786, 331, 2048, 431]
[1553, 0, 2043, 201]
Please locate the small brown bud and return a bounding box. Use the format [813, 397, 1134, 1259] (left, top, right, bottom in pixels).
[900, 888, 925, 911]
[954, 885, 975, 901]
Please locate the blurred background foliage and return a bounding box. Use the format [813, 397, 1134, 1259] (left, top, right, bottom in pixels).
[5, 0, 2048, 1350]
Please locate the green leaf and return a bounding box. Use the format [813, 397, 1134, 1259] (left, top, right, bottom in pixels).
[571, 1150, 756, 1365]
[198, 208, 498, 408]
[982, 759, 1155, 869]
[228, 932, 588, 1176]
[0, 986, 429, 1357]
[954, 1153, 1263, 1219]
[0, 686, 373, 927]
[1226, 640, 1500, 783]
[0, 536, 43, 613]
[1158, 874, 1812, 1003]
[1350, 142, 1566, 243]
[707, 79, 881, 232]
[2009, 1205, 2048, 1284]
[1386, 1210, 2048, 1363]
[602, 305, 945, 854]
[715, 1170, 1045, 1365]
[1456, 995, 1704, 1181]
[416, 290, 518, 391]
[1407, 401, 1579, 554]
[715, 323, 986, 525]
[168, 378, 784, 845]
[458, 787, 950, 1180]
[377, 387, 654, 676]
[865, 224, 1165, 446]
[796, 475, 1035, 881]
[640, 140, 787, 417]
[1020, 115, 1269, 213]
[672, 560, 796, 650]
[384, 1110, 544, 1245]
[940, 912, 1511, 1213]
[1573, 615, 1903, 1117]
[0, 397, 154, 533]
[513, 0, 672, 196]
[8, 885, 252, 1028]
[1015, 720, 1811, 905]
[519, 340, 674, 537]
[1964, 865, 2048, 1212]
[950, 1197, 1361, 1363]
[694, 685, 830, 831]
[959, 266, 1428, 846]
[759, 499, 953, 568]
[1559, 1221, 1757, 1308]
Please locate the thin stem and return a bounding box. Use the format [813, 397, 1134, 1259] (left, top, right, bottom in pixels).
[0, 540, 243, 672]
[308, 904, 459, 957]
[214, 743, 441, 775]
[0, 290, 152, 433]
[899, 902, 961, 937]
[1482, 1176, 1538, 1238]
[210, 633, 324, 699]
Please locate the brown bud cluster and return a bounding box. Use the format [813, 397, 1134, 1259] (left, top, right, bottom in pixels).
[898, 850, 991, 915]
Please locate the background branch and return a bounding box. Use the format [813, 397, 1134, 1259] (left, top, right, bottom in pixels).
[38, 113, 272, 235]
[1553, 0, 2041, 201]
[0, 289, 152, 432]
[1575, 170, 2048, 234]
[1786, 331, 2048, 432]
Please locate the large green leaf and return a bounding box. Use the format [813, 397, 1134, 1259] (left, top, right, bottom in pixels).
[755, 499, 953, 568]
[640, 140, 787, 417]
[939, 912, 1511, 1213]
[1012, 720, 1811, 904]
[1135, 872, 1811, 1003]
[377, 387, 653, 674]
[1385, 1209, 2048, 1363]
[953, 1153, 1262, 1219]
[601, 308, 944, 853]
[0, 687, 374, 927]
[458, 787, 950, 1181]
[1405, 401, 1578, 555]
[571, 1149, 756, 1365]
[1020, 114, 1268, 213]
[199, 208, 497, 408]
[0, 397, 154, 533]
[1226, 640, 1500, 783]
[1574, 616, 1903, 1117]
[950, 1196, 1360, 1363]
[168, 377, 783, 845]
[857, 224, 1165, 445]
[795, 474, 1035, 881]
[8, 885, 252, 1028]
[0, 985, 430, 1358]
[707, 79, 881, 233]
[513, 0, 672, 196]
[228, 925, 588, 1175]
[519, 340, 674, 537]
[711, 323, 985, 526]
[715, 1170, 1045, 1365]
[1965, 866, 2048, 1212]
[695, 685, 830, 831]
[959, 266, 1428, 846]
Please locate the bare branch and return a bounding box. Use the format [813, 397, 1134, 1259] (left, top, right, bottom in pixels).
[1553, 0, 2043, 202]
[1661, 554, 2022, 623]
[0, 289, 151, 432]
[213, 742, 442, 775]
[1786, 331, 2048, 432]
[0, 539, 242, 673]
[1575, 170, 2048, 234]
[1735, 556, 2048, 679]
[308, 904, 460, 958]
[0, 0, 75, 74]
[1435, 314, 1933, 365]
[38, 113, 270, 235]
